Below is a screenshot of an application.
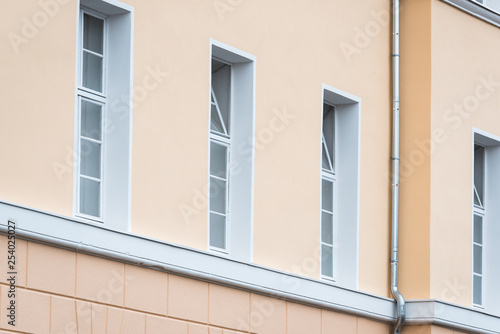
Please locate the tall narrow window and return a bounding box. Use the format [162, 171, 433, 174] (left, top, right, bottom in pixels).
[75, 1, 133, 230]
[321, 103, 336, 279]
[473, 144, 485, 306]
[319, 85, 360, 288]
[77, 10, 107, 221]
[209, 58, 231, 251]
[208, 41, 255, 261]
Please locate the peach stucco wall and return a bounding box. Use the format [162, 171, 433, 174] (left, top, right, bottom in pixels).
[0, 236, 397, 334]
[399, 0, 432, 300]
[125, 0, 393, 296]
[0, 0, 393, 297]
[0, 0, 77, 215]
[429, 0, 500, 307]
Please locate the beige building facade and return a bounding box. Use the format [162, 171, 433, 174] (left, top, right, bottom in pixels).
[0, 0, 499, 333]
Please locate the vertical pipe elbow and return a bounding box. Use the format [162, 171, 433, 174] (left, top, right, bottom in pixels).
[391, 269, 406, 333]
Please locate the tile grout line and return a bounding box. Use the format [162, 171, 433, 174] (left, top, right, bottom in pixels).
[166, 273, 169, 317]
[285, 301, 288, 334]
[105, 306, 109, 333]
[320, 309, 323, 334]
[49, 295, 52, 333]
[208, 283, 211, 329]
[25, 241, 29, 287]
[74, 252, 77, 299]
[91, 303, 93, 334]
[123, 264, 126, 309]
[75, 298, 80, 334]
[248, 293, 252, 334]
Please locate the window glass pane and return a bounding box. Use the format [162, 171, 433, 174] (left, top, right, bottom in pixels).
[210, 142, 227, 177]
[474, 215, 483, 244]
[209, 177, 226, 214]
[473, 275, 482, 305]
[211, 59, 231, 134]
[83, 13, 104, 54]
[210, 104, 225, 134]
[474, 188, 481, 207]
[474, 145, 485, 205]
[81, 100, 102, 140]
[321, 211, 333, 244]
[473, 244, 482, 274]
[80, 140, 101, 178]
[210, 213, 226, 249]
[323, 103, 335, 171]
[321, 244, 333, 278]
[322, 139, 332, 171]
[322, 179, 334, 212]
[82, 51, 103, 92]
[80, 177, 100, 217]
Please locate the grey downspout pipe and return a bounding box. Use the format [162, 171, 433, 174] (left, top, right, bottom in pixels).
[391, 0, 406, 333]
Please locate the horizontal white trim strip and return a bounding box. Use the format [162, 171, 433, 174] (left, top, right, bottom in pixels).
[1, 200, 500, 332]
[0, 200, 394, 323]
[406, 299, 500, 333]
[440, 0, 500, 27]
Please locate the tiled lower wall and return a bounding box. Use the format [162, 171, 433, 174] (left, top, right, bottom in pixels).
[0, 236, 467, 334]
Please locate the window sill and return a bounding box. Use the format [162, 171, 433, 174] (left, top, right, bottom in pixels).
[440, 0, 500, 28]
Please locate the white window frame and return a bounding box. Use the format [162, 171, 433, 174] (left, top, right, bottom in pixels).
[76, 96, 106, 221]
[471, 130, 500, 314]
[76, 9, 108, 222]
[208, 137, 231, 253]
[320, 102, 337, 281]
[79, 8, 108, 97]
[74, 0, 134, 231]
[319, 85, 360, 289]
[207, 40, 255, 262]
[472, 143, 485, 308]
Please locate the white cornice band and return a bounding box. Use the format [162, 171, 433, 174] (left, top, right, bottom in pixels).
[440, 0, 500, 28]
[0, 201, 499, 333]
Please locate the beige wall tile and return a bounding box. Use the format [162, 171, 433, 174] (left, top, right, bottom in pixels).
[107, 307, 124, 334]
[146, 315, 188, 334]
[431, 326, 454, 334]
[208, 328, 222, 334]
[208, 284, 250, 331]
[188, 323, 209, 334]
[92, 303, 107, 333]
[0, 286, 50, 333]
[27, 242, 75, 296]
[75, 300, 92, 334]
[124, 265, 168, 315]
[122, 310, 146, 334]
[250, 294, 286, 334]
[168, 274, 208, 323]
[321, 310, 356, 334]
[286, 302, 321, 334]
[357, 317, 390, 334]
[76, 253, 125, 307]
[50, 296, 77, 334]
[402, 325, 431, 334]
[189, 323, 209, 334]
[0, 236, 27, 288]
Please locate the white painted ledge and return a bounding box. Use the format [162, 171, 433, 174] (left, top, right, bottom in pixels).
[440, 0, 500, 27]
[406, 299, 500, 334]
[0, 200, 394, 323]
[1, 200, 500, 333]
